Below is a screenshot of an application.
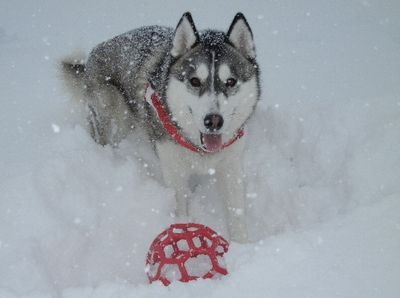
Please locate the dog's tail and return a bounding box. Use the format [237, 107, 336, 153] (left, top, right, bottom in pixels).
[60, 51, 86, 78]
[59, 51, 87, 98]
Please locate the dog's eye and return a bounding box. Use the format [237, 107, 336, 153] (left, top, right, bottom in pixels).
[226, 78, 237, 88]
[190, 77, 201, 87]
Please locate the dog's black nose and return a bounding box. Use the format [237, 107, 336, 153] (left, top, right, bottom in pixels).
[204, 114, 224, 131]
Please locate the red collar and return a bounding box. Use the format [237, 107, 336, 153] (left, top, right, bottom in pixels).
[144, 83, 244, 154]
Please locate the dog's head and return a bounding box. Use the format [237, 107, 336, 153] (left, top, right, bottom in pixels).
[167, 12, 260, 152]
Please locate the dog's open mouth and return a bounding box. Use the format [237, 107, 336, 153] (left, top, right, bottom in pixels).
[200, 133, 223, 152]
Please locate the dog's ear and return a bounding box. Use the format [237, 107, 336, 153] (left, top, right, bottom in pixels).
[171, 12, 200, 58]
[227, 13, 256, 59]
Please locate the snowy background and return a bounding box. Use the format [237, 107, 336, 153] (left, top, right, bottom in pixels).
[1, 0, 400, 297]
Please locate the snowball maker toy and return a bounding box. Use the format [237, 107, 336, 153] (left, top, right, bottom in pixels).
[145, 223, 229, 286]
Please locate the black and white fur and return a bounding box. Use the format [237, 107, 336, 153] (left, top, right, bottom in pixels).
[61, 12, 260, 242]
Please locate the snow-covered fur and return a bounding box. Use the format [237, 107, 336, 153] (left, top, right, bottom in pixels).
[60, 12, 260, 242]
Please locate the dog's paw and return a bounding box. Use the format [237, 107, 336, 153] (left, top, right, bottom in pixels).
[230, 231, 249, 244]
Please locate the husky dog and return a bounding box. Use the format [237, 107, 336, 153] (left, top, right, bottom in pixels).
[61, 12, 260, 242]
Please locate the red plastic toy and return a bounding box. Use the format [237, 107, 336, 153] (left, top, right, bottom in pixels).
[145, 223, 229, 286]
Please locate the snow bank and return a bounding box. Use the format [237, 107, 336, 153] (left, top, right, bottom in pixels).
[62, 196, 400, 298]
[1, 0, 399, 297]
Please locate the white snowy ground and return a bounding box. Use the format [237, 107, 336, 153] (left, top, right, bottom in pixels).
[1, 0, 400, 297]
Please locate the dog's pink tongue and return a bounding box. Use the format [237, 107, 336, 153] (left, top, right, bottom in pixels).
[203, 134, 222, 152]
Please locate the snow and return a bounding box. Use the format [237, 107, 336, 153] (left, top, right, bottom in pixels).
[1, 0, 400, 297]
[185, 255, 213, 278]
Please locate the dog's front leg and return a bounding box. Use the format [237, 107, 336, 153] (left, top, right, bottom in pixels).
[157, 142, 191, 217]
[218, 156, 248, 243]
